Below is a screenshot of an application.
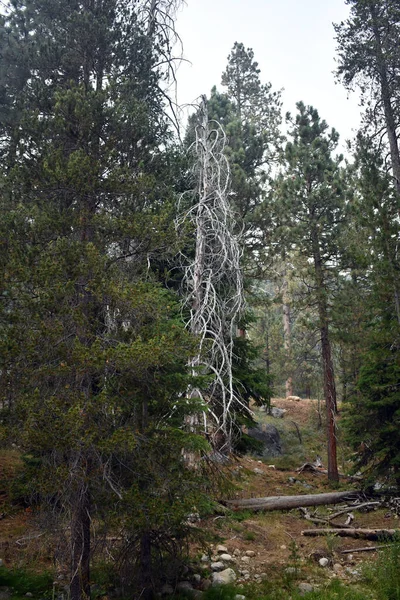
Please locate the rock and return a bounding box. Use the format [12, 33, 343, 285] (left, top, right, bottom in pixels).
[0, 589, 11, 600]
[345, 554, 353, 563]
[216, 545, 229, 554]
[211, 562, 225, 571]
[247, 424, 282, 458]
[270, 407, 286, 418]
[176, 581, 193, 592]
[212, 568, 237, 586]
[245, 550, 256, 557]
[219, 554, 234, 562]
[200, 554, 209, 563]
[298, 582, 314, 595]
[233, 549, 241, 556]
[241, 556, 250, 563]
[319, 557, 329, 567]
[25, 595, 33, 598]
[160, 584, 174, 596]
[333, 563, 343, 573]
[235, 595, 246, 600]
[280, 545, 287, 550]
[285, 567, 297, 575]
[192, 574, 202, 584]
[200, 580, 212, 591]
[253, 468, 264, 475]
[287, 396, 301, 402]
[240, 570, 249, 576]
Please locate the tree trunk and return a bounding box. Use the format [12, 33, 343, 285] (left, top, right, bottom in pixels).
[224, 490, 358, 511]
[282, 275, 293, 397]
[370, 4, 400, 196]
[311, 228, 339, 483]
[139, 531, 153, 600]
[70, 479, 91, 600]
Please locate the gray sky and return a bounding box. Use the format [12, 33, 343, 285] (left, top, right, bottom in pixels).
[174, 0, 361, 150]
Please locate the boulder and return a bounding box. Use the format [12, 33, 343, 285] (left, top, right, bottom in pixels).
[212, 568, 237, 586]
[219, 554, 234, 562]
[247, 424, 282, 457]
[176, 581, 193, 592]
[298, 582, 314, 595]
[211, 562, 225, 571]
[270, 407, 286, 418]
[287, 396, 301, 402]
[319, 557, 329, 567]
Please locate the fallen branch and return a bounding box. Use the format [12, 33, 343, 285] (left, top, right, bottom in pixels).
[329, 502, 380, 520]
[298, 507, 352, 529]
[302, 528, 400, 541]
[341, 545, 393, 554]
[296, 463, 361, 481]
[224, 491, 360, 512]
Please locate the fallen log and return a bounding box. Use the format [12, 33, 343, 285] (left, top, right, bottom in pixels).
[224, 490, 359, 512]
[302, 528, 400, 541]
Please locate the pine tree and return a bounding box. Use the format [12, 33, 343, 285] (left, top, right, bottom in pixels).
[0, 1, 209, 598]
[335, 0, 400, 195]
[342, 139, 400, 486]
[272, 102, 347, 482]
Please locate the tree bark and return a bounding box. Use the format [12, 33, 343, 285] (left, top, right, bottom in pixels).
[224, 490, 359, 511]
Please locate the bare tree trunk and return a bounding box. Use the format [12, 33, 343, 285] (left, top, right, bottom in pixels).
[70, 479, 91, 600]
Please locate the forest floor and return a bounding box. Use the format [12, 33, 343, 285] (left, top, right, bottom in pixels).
[0, 398, 397, 598]
[187, 398, 397, 597]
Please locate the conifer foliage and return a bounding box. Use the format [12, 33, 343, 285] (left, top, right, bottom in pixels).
[0, 1, 208, 598]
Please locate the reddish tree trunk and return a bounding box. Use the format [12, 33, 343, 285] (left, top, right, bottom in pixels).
[312, 228, 339, 483]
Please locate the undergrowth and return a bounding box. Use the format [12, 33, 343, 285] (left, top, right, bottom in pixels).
[0, 566, 53, 599]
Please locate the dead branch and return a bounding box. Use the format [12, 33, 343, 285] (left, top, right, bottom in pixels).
[296, 463, 361, 481]
[298, 507, 352, 529]
[290, 420, 302, 444]
[329, 502, 381, 520]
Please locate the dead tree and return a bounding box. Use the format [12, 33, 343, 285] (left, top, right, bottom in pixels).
[178, 97, 245, 454]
